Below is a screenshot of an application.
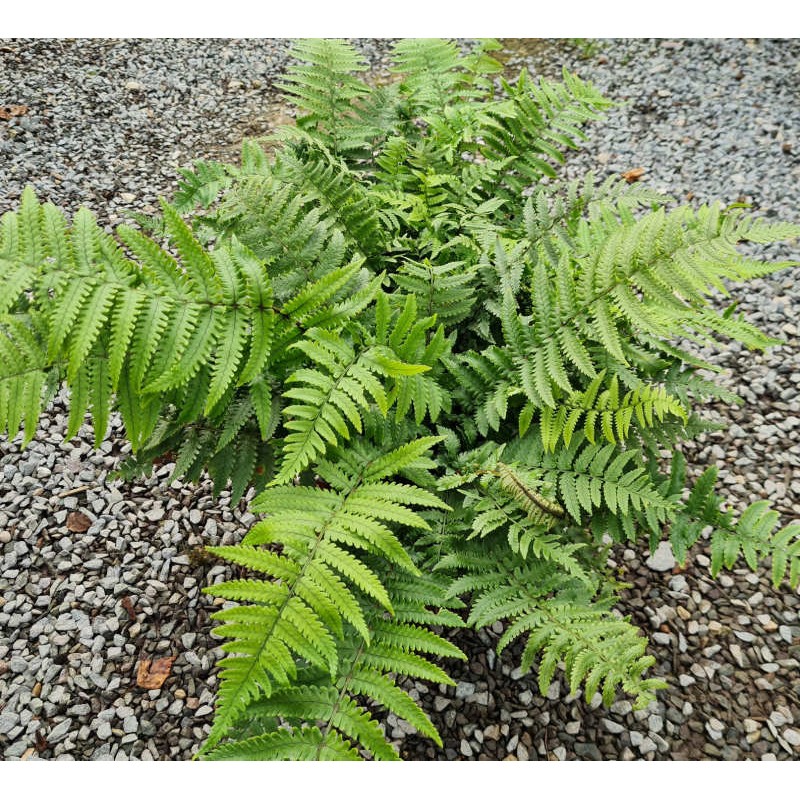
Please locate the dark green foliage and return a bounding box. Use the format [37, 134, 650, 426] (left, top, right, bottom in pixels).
[1, 38, 799, 761]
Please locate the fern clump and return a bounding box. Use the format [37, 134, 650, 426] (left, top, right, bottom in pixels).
[2, 38, 799, 760]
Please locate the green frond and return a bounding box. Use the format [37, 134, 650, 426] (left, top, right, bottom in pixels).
[209, 568, 467, 761]
[277, 144, 386, 257]
[476, 68, 613, 193]
[200, 436, 448, 754]
[392, 259, 478, 327]
[769, 524, 800, 591]
[391, 39, 465, 105]
[205, 725, 361, 761]
[274, 327, 427, 484]
[174, 158, 234, 212]
[0, 314, 54, 445]
[534, 371, 688, 452]
[710, 501, 800, 590]
[508, 596, 667, 709]
[278, 39, 370, 155]
[210, 171, 350, 296]
[377, 293, 452, 425]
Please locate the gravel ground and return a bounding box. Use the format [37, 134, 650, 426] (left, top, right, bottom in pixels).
[1, 38, 799, 762]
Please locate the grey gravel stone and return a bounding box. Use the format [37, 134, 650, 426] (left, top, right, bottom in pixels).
[0, 713, 19, 735]
[5, 741, 29, 758]
[782, 729, 800, 747]
[610, 700, 632, 716]
[639, 737, 657, 755]
[48, 719, 72, 743]
[455, 681, 476, 699]
[648, 716, 664, 734]
[8, 656, 28, 673]
[645, 541, 676, 572]
[668, 575, 688, 593]
[574, 742, 602, 760]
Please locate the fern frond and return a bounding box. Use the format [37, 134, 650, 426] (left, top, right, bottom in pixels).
[278, 39, 370, 155]
[205, 725, 361, 761]
[477, 68, 612, 192]
[274, 327, 429, 484]
[431, 528, 663, 709]
[0, 314, 54, 445]
[709, 500, 800, 590]
[501, 593, 666, 709]
[451, 461, 593, 583]
[391, 39, 469, 114]
[174, 158, 235, 212]
[277, 142, 385, 257]
[211, 171, 346, 294]
[207, 568, 465, 761]
[199, 437, 448, 754]
[374, 293, 452, 425]
[531, 370, 688, 452]
[664, 460, 800, 589]
[392, 258, 478, 327]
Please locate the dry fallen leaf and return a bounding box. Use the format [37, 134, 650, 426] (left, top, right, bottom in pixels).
[0, 105, 29, 120]
[121, 596, 136, 621]
[66, 510, 92, 532]
[136, 656, 176, 690]
[622, 167, 646, 183]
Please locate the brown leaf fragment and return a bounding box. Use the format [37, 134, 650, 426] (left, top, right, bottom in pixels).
[622, 167, 645, 183]
[136, 656, 176, 690]
[0, 104, 28, 120]
[151, 450, 177, 467]
[66, 510, 92, 532]
[121, 596, 136, 621]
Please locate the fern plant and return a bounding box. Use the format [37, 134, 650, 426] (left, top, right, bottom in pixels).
[2, 38, 799, 761]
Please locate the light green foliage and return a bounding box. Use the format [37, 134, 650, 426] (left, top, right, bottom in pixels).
[197, 436, 453, 756]
[667, 453, 800, 589]
[205, 569, 465, 761]
[1, 38, 799, 761]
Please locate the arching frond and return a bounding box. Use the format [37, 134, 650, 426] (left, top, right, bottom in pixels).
[197, 436, 449, 754]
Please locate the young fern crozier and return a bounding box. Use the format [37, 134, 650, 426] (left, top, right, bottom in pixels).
[1, 38, 799, 760]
